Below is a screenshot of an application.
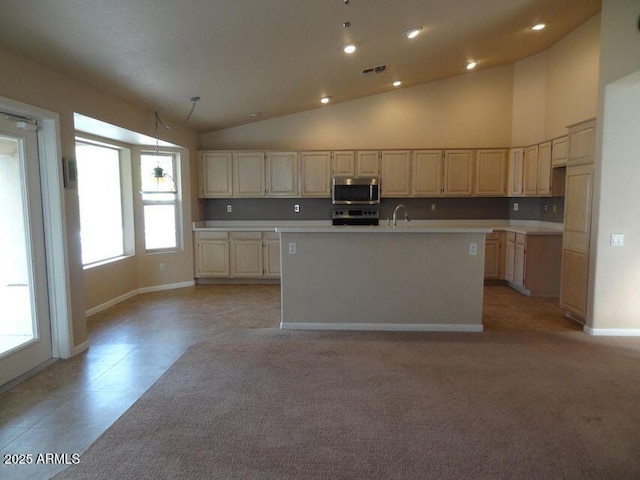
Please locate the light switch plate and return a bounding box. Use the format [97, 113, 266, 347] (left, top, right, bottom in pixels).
[469, 243, 477, 255]
[611, 233, 624, 247]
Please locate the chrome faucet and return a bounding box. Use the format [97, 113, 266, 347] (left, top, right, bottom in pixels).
[390, 204, 410, 226]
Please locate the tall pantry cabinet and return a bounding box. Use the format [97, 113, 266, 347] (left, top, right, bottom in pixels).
[560, 119, 596, 321]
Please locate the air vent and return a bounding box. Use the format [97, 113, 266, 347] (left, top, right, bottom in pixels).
[362, 64, 387, 75]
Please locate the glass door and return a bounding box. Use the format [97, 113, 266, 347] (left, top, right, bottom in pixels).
[0, 116, 52, 386]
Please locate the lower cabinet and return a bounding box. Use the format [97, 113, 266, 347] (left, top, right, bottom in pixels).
[195, 230, 280, 279]
[504, 231, 562, 296]
[484, 232, 505, 279]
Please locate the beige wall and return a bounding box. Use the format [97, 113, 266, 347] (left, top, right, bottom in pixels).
[511, 52, 547, 146]
[0, 45, 200, 348]
[202, 65, 515, 150]
[589, 0, 640, 331]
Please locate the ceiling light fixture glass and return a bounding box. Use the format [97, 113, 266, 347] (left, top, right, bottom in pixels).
[531, 23, 546, 31]
[404, 27, 423, 39]
[466, 61, 477, 70]
[393, 80, 402, 87]
[320, 96, 331, 104]
[343, 43, 357, 54]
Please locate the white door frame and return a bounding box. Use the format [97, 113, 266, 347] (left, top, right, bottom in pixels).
[1, 95, 74, 359]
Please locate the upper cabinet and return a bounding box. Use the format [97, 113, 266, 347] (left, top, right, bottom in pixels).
[234, 151, 266, 197]
[300, 151, 331, 197]
[443, 150, 474, 196]
[537, 141, 552, 196]
[475, 149, 507, 196]
[199, 151, 233, 198]
[266, 151, 298, 196]
[567, 119, 596, 166]
[332, 151, 356, 177]
[523, 145, 539, 196]
[380, 151, 411, 197]
[551, 136, 568, 167]
[508, 148, 524, 196]
[411, 150, 442, 197]
[356, 151, 380, 176]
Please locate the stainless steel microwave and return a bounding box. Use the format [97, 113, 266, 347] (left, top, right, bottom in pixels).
[332, 176, 380, 205]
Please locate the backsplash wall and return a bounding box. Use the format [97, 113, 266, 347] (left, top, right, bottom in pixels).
[201, 197, 564, 223]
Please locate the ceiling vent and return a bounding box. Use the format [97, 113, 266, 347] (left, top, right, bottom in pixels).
[362, 64, 387, 75]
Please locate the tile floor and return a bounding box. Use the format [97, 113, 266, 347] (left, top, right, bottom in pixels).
[0, 284, 579, 479]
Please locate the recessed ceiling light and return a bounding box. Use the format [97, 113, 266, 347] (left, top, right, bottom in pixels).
[342, 43, 357, 54]
[404, 27, 423, 39]
[393, 80, 402, 87]
[320, 96, 331, 104]
[531, 23, 546, 31]
[466, 61, 477, 70]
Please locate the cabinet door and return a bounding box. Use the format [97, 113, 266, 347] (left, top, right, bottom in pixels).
[537, 141, 552, 196]
[264, 241, 281, 277]
[412, 150, 442, 197]
[476, 149, 506, 196]
[443, 150, 474, 196]
[267, 152, 298, 196]
[230, 240, 264, 277]
[551, 136, 568, 167]
[233, 151, 265, 197]
[508, 148, 524, 196]
[300, 151, 331, 197]
[332, 151, 355, 176]
[199, 151, 233, 198]
[567, 119, 596, 166]
[484, 238, 501, 279]
[514, 234, 526, 288]
[523, 145, 539, 196]
[504, 232, 516, 283]
[356, 151, 380, 176]
[380, 150, 411, 197]
[560, 164, 594, 319]
[197, 240, 229, 277]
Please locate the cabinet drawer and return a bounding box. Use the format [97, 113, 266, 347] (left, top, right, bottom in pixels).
[506, 231, 516, 243]
[263, 231, 279, 241]
[196, 231, 229, 240]
[230, 231, 263, 240]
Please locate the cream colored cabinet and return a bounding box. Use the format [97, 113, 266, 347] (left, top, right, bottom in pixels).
[263, 231, 281, 277]
[233, 151, 265, 197]
[567, 119, 596, 167]
[505, 231, 562, 297]
[484, 232, 504, 280]
[195, 231, 230, 277]
[475, 149, 507, 196]
[537, 141, 552, 196]
[411, 150, 442, 197]
[443, 150, 474, 196]
[551, 136, 568, 167]
[230, 231, 263, 277]
[199, 151, 233, 198]
[300, 151, 331, 197]
[523, 145, 539, 195]
[266, 152, 298, 196]
[380, 150, 411, 197]
[332, 151, 356, 176]
[508, 148, 524, 196]
[356, 151, 380, 176]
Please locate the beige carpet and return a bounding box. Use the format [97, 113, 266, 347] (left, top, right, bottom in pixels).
[55, 329, 640, 479]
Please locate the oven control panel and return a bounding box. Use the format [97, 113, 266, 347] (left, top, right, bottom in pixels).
[332, 208, 379, 225]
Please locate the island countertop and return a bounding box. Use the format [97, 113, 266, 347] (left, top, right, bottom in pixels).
[275, 225, 493, 234]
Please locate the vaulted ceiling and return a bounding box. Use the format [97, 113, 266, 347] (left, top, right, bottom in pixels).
[0, 0, 600, 132]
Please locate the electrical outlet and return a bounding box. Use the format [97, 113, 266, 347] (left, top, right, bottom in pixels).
[159, 263, 166, 272]
[543, 204, 548, 212]
[294, 204, 300, 213]
[469, 243, 477, 255]
[288, 242, 296, 254]
[431, 203, 436, 211]
[552, 204, 557, 213]
[513, 202, 519, 211]
[226, 205, 232, 213]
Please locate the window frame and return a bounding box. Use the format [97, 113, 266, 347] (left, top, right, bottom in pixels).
[74, 137, 135, 268]
[140, 150, 182, 253]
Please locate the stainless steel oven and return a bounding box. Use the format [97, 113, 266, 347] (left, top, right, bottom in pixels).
[332, 176, 380, 205]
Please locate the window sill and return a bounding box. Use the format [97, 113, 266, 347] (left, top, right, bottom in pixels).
[83, 254, 134, 270]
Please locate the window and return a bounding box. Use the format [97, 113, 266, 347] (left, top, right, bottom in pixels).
[141, 152, 180, 251]
[76, 141, 131, 265]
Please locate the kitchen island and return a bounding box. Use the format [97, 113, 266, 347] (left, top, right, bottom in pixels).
[276, 225, 492, 332]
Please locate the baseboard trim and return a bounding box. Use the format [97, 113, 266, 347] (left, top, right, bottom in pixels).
[583, 326, 640, 336]
[280, 322, 484, 332]
[71, 340, 89, 357]
[86, 281, 196, 317]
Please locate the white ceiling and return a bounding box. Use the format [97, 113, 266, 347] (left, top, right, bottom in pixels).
[0, 0, 600, 133]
